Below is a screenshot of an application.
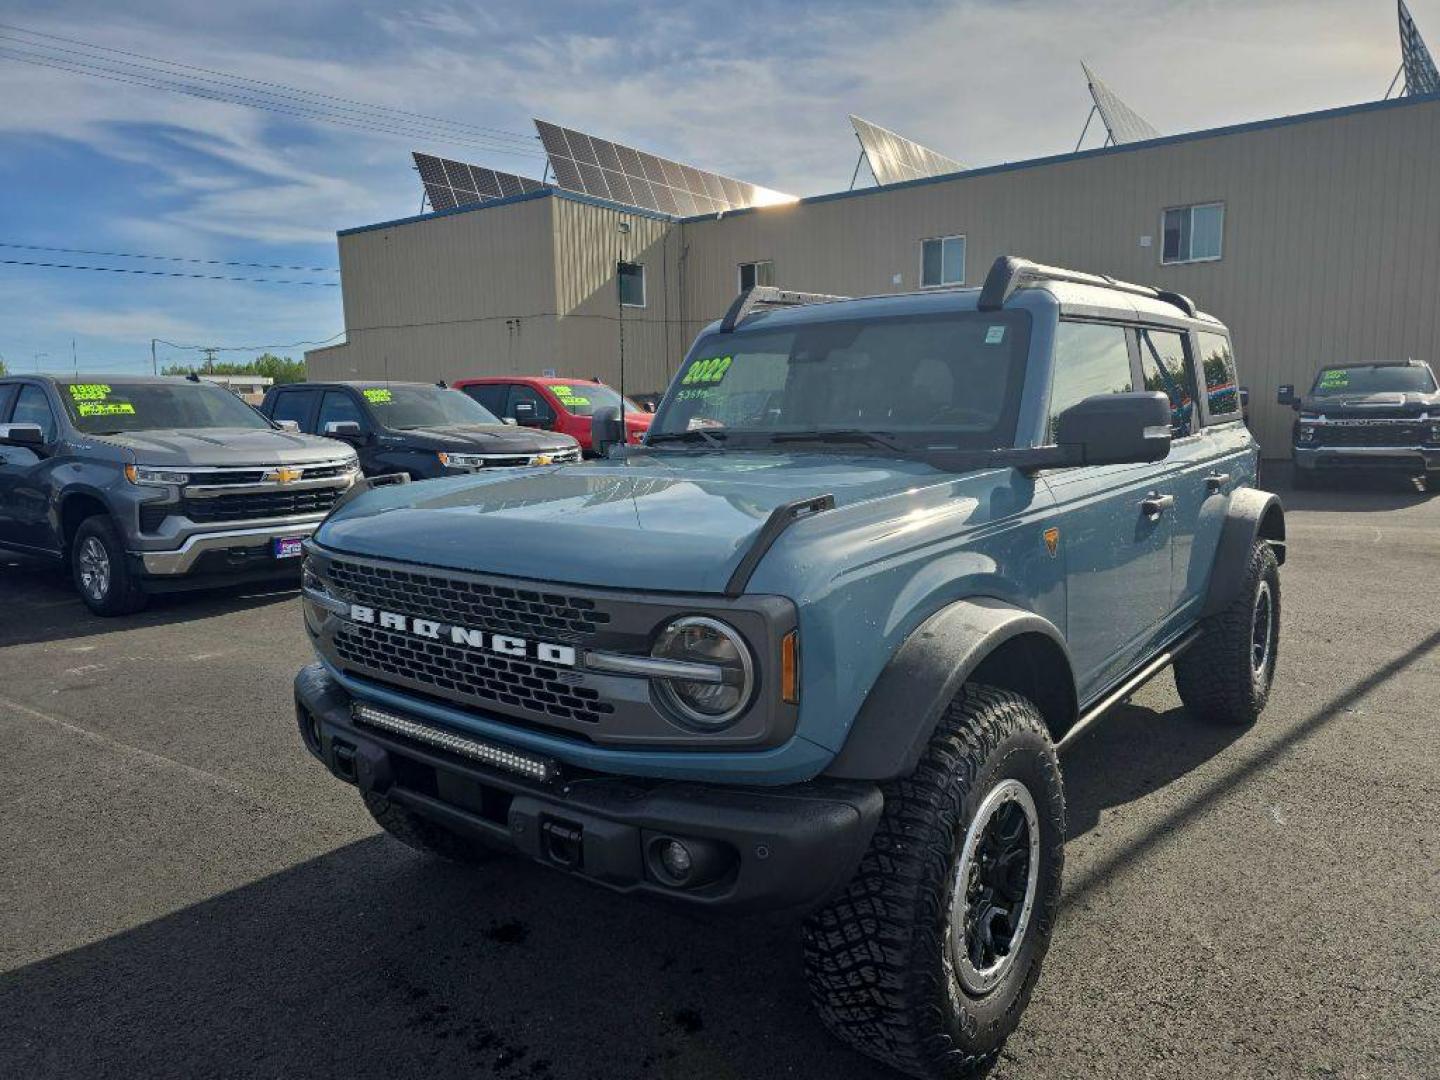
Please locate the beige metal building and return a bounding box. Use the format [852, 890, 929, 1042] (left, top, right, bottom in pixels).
[309, 93, 1440, 455]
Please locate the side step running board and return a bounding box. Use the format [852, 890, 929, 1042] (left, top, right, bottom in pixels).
[1056, 626, 1202, 752]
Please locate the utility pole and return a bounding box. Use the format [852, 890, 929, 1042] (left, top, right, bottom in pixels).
[201, 347, 218, 373]
[71, 338, 77, 375]
[151, 338, 157, 376]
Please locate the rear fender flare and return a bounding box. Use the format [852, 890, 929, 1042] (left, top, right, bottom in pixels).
[1200, 488, 1286, 619]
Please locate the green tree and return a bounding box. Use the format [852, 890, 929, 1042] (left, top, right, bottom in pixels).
[0, 358, 7, 376]
[162, 352, 305, 384]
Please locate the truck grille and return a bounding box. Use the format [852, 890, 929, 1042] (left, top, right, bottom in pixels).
[184, 488, 341, 523]
[325, 557, 610, 641]
[333, 622, 614, 726]
[1314, 423, 1423, 447]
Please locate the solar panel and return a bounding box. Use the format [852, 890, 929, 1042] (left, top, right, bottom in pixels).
[1081, 63, 1161, 145]
[533, 119, 795, 216]
[412, 152, 545, 213]
[849, 115, 965, 186]
[1400, 0, 1440, 96]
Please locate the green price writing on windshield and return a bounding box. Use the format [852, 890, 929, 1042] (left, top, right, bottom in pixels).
[68, 383, 113, 401]
[1319, 370, 1348, 388]
[76, 402, 136, 417]
[363, 388, 393, 404]
[683, 356, 732, 386]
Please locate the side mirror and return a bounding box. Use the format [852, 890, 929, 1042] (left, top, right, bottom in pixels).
[1276, 385, 1298, 407]
[590, 406, 625, 457]
[1055, 392, 1171, 467]
[0, 423, 45, 449]
[324, 420, 364, 439]
[274, 419, 301, 433]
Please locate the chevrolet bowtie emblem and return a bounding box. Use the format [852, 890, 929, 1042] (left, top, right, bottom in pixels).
[267, 466, 303, 484]
[531, 454, 553, 466]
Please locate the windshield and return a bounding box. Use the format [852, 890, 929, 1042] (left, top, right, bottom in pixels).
[1310, 365, 1437, 396]
[360, 385, 501, 428]
[651, 311, 1031, 450]
[59, 380, 272, 435]
[545, 382, 640, 417]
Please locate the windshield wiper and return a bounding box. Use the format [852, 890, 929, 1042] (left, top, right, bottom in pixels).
[766, 429, 913, 453]
[646, 428, 729, 449]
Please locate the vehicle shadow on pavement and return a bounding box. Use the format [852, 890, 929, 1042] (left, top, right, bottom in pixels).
[0, 554, 298, 648]
[1059, 701, 1248, 842]
[0, 836, 899, 1080]
[1265, 463, 1433, 511]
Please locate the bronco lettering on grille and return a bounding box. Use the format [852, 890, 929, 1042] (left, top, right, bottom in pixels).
[347, 604, 578, 667]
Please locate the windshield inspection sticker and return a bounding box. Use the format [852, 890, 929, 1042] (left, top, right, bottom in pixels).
[985, 326, 1006, 345]
[683, 356, 733, 386]
[363, 388, 393, 404]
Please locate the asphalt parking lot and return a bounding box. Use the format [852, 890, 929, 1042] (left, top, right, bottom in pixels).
[1, 469, 1436, 1080]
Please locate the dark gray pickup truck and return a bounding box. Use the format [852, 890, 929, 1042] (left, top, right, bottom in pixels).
[0, 374, 358, 614]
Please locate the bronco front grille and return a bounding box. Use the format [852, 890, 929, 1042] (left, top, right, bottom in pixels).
[325, 557, 611, 641]
[333, 622, 614, 726]
[184, 489, 341, 523]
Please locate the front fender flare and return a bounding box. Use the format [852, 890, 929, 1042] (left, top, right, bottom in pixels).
[825, 598, 1075, 782]
[1200, 488, 1286, 619]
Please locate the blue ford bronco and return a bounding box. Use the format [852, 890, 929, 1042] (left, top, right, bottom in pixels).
[295, 257, 1286, 1077]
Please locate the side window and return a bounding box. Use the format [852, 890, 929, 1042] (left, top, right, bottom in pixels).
[462, 383, 508, 416]
[507, 384, 555, 426]
[1138, 328, 1198, 437]
[268, 389, 318, 431]
[0, 384, 17, 420]
[1047, 322, 1134, 439]
[318, 390, 366, 432]
[12, 385, 58, 442]
[1195, 331, 1241, 422]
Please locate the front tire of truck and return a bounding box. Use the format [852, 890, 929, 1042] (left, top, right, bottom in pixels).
[71, 516, 149, 617]
[362, 791, 500, 865]
[1174, 540, 1280, 727]
[802, 686, 1065, 1079]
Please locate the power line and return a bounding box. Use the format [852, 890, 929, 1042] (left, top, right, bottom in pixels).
[0, 258, 340, 286]
[0, 241, 336, 272]
[155, 331, 346, 352]
[0, 45, 544, 159]
[0, 22, 538, 146]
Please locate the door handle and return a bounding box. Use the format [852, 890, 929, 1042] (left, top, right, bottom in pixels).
[1140, 493, 1175, 519]
[1205, 472, 1232, 492]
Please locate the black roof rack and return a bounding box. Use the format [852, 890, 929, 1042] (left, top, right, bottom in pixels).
[977, 255, 1197, 318]
[718, 285, 850, 333]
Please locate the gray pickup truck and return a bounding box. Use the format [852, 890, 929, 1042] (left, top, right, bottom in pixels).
[0, 374, 359, 614]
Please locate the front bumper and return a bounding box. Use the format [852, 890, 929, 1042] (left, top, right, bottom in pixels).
[132, 519, 322, 577]
[1293, 445, 1440, 473]
[295, 663, 881, 912]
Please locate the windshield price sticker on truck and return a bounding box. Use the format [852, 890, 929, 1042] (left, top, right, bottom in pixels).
[363, 388, 393, 404]
[76, 401, 137, 417]
[683, 356, 733, 386]
[1319, 370, 1349, 389]
[552, 385, 591, 408]
[68, 383, 113, 401]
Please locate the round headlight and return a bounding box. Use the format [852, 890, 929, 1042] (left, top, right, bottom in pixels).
[651, 616, 754, 729]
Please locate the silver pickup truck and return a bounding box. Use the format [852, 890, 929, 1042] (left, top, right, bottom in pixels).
[0, 374, 358, 614]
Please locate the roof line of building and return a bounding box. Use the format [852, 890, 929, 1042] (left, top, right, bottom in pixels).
[341, 89, 1440, 239]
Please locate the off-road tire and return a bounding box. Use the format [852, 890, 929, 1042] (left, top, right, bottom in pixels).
[71, 515, 149, 616]
[802, 686, 1065, 1079]
[363, 791, 499, 864]
[1174, 540, 1280, 726]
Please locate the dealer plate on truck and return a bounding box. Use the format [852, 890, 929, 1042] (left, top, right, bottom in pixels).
[273, 537, 305, 559]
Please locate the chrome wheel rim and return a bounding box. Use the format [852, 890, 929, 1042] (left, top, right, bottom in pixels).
[78, 536, 111, 601]
[948, 778, 1041, 996]
[1251, 580, 1274, 677]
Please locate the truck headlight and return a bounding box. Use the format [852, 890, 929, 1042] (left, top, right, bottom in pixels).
[1427, 420, 1440, 445]
[438, 451, 486, 470]
[125, 464, 189, 486]
[651, 616, 755, 728]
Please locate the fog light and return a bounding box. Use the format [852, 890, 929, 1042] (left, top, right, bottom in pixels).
[659, 839, 693, 881]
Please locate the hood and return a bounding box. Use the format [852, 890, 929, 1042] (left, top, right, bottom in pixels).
[1301, 391, 1440, 417]
[378, 424, 577, 453]
[92, 427, 350, 467]
[315, 450, 973, 592]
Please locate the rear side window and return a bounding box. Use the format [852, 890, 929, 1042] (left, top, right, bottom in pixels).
[0, 384, 17, 420]
[1196, 332, 1241, 421]
[1047, 322, 1133, 440]
[1138, 328, 1198, 436]
[461, 383, 508, 416]
[268, 389, 318, 431]
[318, 391, 366, 432]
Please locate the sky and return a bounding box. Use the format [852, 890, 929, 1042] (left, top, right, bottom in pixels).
[0, 0, 1429, 374]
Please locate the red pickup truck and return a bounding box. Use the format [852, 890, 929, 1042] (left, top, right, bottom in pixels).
[452, 377, 652, 455]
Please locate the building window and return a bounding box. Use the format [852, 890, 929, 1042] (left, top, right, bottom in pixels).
[618, 262, 645, 307]
[738, 260, 775, 290]
[920, 235, 965, 287]
[1161, 202, 1223, 264]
